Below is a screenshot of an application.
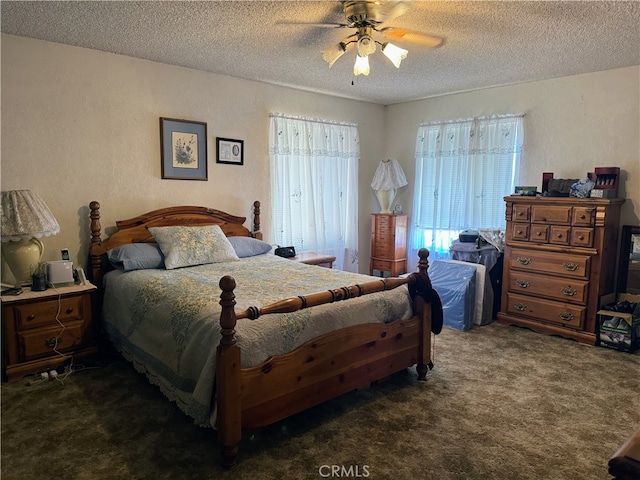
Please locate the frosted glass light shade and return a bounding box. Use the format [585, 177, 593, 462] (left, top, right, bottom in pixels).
[382, 43, 408, 68]
[353, 55, 370, 76]
[322, 42, 347, 68]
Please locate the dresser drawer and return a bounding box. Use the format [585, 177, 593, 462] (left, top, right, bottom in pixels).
[549, 225, 571, 246]
[512, 204, 530, 221]
[15, 296, 86, 329]
[505, 292, 585, 329]
[18, 323, 85, 361]
[571, 228, 594, 248]
[572, 207, 596, 226]
[506, 270, 588, 304]
[531, 205, 573, 225]
[509, 222, 530, 242]
[529, 224, 549, 243]
[509, 248, 589, 279]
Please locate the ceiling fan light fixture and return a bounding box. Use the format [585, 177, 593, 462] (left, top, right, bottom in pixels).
[356, 34, 376, 57]
[382, 42, 408, 68]
[322, 42, 348, 68]
[353, 54, 370, 76]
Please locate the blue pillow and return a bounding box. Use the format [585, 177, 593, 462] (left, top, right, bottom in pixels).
[107, 243, 165, 271]
[227, 237, 272, 258]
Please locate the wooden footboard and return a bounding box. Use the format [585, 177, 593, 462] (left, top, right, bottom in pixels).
[216, 248, 443, 467]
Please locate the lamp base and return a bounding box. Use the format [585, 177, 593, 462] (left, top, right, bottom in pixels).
[375, 189, 397, 214]
[1, 238, 44, 286]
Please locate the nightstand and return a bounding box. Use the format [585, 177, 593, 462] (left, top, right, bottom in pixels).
[370, 214, 407, 277]
[290, 252, 336, 268]
[1, 282, 98, 382]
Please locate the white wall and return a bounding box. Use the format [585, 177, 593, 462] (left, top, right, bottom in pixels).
[384, 66, 640, 230]
[2, 34, 639, 283]
[0, 34, 385, 282]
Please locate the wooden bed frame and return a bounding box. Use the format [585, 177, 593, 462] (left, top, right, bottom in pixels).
[88, 200, 443, 467]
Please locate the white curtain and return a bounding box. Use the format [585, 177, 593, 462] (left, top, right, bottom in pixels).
[269, 113, 359, 272]
[408, 114, 524, 271]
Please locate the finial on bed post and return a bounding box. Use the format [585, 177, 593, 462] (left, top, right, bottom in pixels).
[219, 275, 238, 346]
[89, 201, 102, 283]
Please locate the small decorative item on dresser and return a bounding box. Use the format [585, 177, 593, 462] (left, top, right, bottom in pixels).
[590, 167, 620, 198]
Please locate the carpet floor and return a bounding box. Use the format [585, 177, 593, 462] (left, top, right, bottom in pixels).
[2, 322, 639, 480]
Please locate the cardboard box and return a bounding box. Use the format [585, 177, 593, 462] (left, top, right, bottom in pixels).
[598, 293, 640, 352]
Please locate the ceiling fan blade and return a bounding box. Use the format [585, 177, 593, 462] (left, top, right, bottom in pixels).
[375, 1, 409, 24]
[379, 27, 444, 48]
[276, 21, 349, 29]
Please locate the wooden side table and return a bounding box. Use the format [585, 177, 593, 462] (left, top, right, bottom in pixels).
[1, 282, 98, 382]
[370, 213, 407, 277]
[290, 252, 336, 268]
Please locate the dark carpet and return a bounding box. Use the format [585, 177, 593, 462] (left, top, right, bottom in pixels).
[2, 322, 639, 480]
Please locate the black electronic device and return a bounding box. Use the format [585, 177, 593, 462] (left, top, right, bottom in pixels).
[274, 246, 296, 258]
[61, 248, 70, 261]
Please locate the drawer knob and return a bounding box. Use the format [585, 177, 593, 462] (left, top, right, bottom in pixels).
[562, 287, 577, 296]
[580, 214, 586, 220]
[45, 337, 63, 348]
[27, 314, 36, 321]
[536, 231, 542, 236]
[556, 233, 563, 239]
[562, 262, 579, 271]
[515, 280, 530, 288]
[516, 230, 523, 235]
[559, 312, 575, 321]
[517, 211, 523, 216]
[516, 257, 531, 265]
[577, 234, 584, 240]
[514, 303, 527, 311]
[66, 307, 74, 314]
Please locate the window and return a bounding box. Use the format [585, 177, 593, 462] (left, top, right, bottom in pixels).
[269, 113, 359, 272]
[408, 115, 524, 270]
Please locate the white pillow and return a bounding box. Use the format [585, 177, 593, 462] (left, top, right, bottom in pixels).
[148, 224, 239, 270]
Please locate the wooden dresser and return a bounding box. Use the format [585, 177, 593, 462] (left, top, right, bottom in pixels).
[370, 214, 407, 277]
[1, 283, 98, 382]
[497, 196, 624, 345]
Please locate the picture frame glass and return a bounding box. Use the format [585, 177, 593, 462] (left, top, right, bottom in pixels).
[216, 137, 244, 165]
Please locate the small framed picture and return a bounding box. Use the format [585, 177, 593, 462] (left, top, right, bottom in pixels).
[216, 137, 244, 166]
[160, 117, 208, 180]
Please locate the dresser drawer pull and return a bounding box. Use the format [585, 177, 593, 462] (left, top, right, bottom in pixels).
[580, 214, 586, 220]
[66, 307, 74, 314]
[513, 303, 528, 311]
[577, 234, 584, 240]
[516, 257, 531, 265]
[562, 287, 577, 296]
[558, 312, 575, 321]
[515, 280, 530, 288]
[536, 231, 543, 237]
[556, 233, 563, 239]
[562, 262, 579, 271]
[45, 337, 63, 348]
[27, 314, 36, 321]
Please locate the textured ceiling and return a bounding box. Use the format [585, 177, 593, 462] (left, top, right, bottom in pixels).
[2, 1, 639, 105]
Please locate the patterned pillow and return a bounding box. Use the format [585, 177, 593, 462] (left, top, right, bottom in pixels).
[148, 224, 239, 270]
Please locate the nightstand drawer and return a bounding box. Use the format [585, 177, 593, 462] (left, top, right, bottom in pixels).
[18, 323, 84, 360]
[15, 296, 85, 329]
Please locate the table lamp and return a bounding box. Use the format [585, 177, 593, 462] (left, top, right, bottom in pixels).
[1, 190, 60, 286]
[371, 159, 408, 213]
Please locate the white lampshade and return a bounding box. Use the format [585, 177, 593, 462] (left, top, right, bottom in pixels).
[382, 43, 408, 68]
[1, 190, 60, 285]
[353, 54, 370, 76]
[371, 159, 408, 214]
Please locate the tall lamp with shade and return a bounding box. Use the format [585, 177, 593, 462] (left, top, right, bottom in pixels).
[371, 159, 408, 213]
[1, 190, 60, 287]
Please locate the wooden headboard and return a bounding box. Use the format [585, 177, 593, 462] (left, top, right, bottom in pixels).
[88, 200, 262, 292]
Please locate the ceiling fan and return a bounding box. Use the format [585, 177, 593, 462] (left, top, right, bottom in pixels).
[280, 1, 444, 75]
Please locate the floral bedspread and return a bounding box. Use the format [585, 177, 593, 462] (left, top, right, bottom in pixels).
[101, 254, 413, 426]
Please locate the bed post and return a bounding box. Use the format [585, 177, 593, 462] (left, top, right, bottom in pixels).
[252, 201, 262, 239]
[216, 275, 242, 468]
[414, 248, 434, 381]
[89, 201, 103, 284]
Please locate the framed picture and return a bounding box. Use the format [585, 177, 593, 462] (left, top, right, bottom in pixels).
[160, 117, 208, 180]
[216, 137, 244, 166]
